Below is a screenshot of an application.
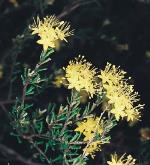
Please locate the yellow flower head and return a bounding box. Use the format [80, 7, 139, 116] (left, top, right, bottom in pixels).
[99, 63, 144, 122]
[83, 140, 102, 159]
[75, 116, 105, 158]
[29, 15, 73, 51]
[63, 55, 98, 98]
[107, 153, 136, 165]
[99, 62, 126, 86]
[55, 21, 72, 42]
[75, 116, 104, 141]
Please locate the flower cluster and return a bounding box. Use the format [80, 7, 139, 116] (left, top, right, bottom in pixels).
[29, 15, 73, 51]
[75, 116, 105, 158]
[99, 63, 144, 122]
[107, 153, 136, 165]
[12, 12, 145, 165]
[63, 55, 98, 98]
[83, 140, 102, 159]
[75, 116, 103, 141]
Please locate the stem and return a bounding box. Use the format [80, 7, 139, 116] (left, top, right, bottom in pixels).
[60, 90, 77, 137]
[0, 143, 43, 165]
[29, 139, 52, 165]
[22, 80, 29, 106]
[60, 104, 73, 137]
[64, 153, 70, 165]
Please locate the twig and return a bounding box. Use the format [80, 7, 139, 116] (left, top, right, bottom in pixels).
[22, 80, 29, 105]
[0, 97, 32, 105]
[29, 139, 52, 165]
[0, 143, 44, 165]
[0, 97, 32, 115]
[60, 90, 77, 136]
[58, 0, 95, 18]
[64, 153, 70, 165]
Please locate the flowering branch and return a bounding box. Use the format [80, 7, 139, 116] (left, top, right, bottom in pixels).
[9, 14, 144, 165]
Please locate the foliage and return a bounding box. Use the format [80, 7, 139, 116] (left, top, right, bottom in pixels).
[0, 0, 150, 165]
[9, 14, 143, 165]
[9, 46, 116, 164]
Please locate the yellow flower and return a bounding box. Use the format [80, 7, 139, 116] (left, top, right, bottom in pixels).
[63, 55, 98, 98]
[83, 140, 102, 158]
[29, 15, 73, 51]
[99, 63, 144, 122]
[55, 21, 72, 42]
[75, 116, 105, 158]
[107, 153, 136, 165]
[75, 116, 103, 141]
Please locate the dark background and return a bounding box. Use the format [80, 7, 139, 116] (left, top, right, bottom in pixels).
[0, 0, 150, 164]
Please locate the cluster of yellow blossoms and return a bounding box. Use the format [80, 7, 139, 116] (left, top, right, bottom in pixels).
[99, 63, 144, 121]
[29, 15, 144, 122]
[75, 116, 107, 158]
[63, 57, 143, 122]
[107, 153, 136, 165]
[29, 15, 73, 51]
[29, 15, 144, 162]
[63, 55, 99, 98]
